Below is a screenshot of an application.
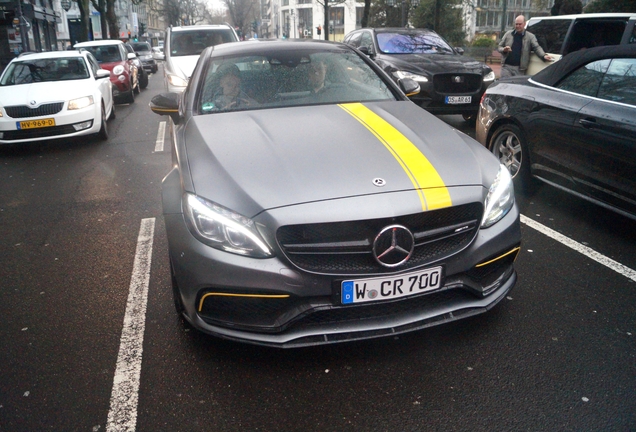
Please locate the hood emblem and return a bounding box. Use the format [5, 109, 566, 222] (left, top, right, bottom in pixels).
[452, 76, 464, 83]
[373, 178, 386, 187]
[29, 100, 37, 106]
[373, 224, 414, 268]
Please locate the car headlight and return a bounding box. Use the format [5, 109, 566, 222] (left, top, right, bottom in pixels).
[184, 194, 273, 258]
[112, 65, 125, 75]
[483, 71, 496, 82]
[167, 74, 188, 87]
[481, 164, 515, 228]
[68, 95, 94, 110]
[392, 70, 429, 83]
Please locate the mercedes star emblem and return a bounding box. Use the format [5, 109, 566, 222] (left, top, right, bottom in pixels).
[373, 224, 415, 268]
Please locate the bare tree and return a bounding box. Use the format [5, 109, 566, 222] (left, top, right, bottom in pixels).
[223, 0, 258, 37]
[89, 0, 119, 40]
[314, 0, 347, 41]
[146, 0, 213, 26]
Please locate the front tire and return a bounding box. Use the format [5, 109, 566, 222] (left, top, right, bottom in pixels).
[95, 105, 109, 141]
[489, 123, 534, 191]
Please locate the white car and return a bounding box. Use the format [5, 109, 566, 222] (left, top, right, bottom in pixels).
[0, 50, 115, 145]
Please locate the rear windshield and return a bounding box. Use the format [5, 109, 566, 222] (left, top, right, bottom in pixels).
[0, 57, 90, 85]
[131, 42, 151, 52]
[81, 45, 124, 63]
[170, 29, 236, 56]
[528, 18, 628, 55]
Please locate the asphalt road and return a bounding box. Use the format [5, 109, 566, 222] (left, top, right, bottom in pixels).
[1, 71, 634, 432]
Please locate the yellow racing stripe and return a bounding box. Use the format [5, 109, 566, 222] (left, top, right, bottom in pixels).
[339, 103, 452, 211]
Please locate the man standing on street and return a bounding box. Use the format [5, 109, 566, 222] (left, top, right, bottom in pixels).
[498, 15, 553, 77]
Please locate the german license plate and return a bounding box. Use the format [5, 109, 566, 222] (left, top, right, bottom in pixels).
[341, 266, 443, 304]
[445, 96, 471, 104]
[17, 118, 56, 130]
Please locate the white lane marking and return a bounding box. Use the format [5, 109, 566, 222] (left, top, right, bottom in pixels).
[521, 214, 636, 282]
[106, 218, 155, 432]
[154, 121, 166, 153]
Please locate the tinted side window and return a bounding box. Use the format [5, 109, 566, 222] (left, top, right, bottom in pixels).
[527, 19, 572, 54]
[360, 32, 374, 51]
[597, 58, 636, 106]
[556, 59, 611, 96]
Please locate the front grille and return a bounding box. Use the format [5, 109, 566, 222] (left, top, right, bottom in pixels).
[277, 203, 482, 275]
[433, 74, 482, 94]
[5, 103, 64, 118]
[1, 124, 84, 140]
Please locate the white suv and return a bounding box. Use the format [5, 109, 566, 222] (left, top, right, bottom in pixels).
[164, 25, 239, 92]
[526, 13, 636, 75]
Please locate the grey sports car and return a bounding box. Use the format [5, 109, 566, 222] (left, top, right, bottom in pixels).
[150, 40, 521, 348]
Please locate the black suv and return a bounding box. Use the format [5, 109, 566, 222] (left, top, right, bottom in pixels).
[344, 28, 495, 122]
[129, 41, 158, 74]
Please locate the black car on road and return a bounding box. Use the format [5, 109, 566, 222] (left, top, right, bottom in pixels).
[129, 41, 159, 74]
[477, 44, 636, 221]
[344, 28, 496, 122]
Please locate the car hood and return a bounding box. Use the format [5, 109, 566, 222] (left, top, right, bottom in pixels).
[379, 53, 491, 75]
[0, 80, 99, 106]
[183, 101, 498, 217]
[167, 55, 200, 79]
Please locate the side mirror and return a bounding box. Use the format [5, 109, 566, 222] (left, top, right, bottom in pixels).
[398, 78, 420, 97]
[127, 52, 137, 60]
[150, 92, 181, 124]
[358, 46, 375, 58]
[454, 47, 465, 55]
[96, 69, 110, 79]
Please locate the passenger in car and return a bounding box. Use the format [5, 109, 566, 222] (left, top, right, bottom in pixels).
[206, 63, 257, 111]
[307, 59, 328, 93]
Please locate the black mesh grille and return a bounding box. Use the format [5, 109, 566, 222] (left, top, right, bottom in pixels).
[433, 74, 482, 94]
[277, 203, 482, 275]
[1, 124, 85, 140]
[5, 103, 64, 118]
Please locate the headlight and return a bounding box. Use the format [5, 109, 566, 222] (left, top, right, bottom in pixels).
[112, 65, 125, 75]
[68, 95, 94, 110]
[184, 194, 273, 258]
[392, 70, 429, 83]
[483, 71, 496, 82]
[167, 74, 188, 87]
[481, 164, 515, 228]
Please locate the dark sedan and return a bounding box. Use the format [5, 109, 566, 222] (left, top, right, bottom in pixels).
[344, 28, 496, 121]
[477, 44, 636, 221]
[150, 40, 521, 347]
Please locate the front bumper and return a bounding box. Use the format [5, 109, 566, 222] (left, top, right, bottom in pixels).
[165, 192, 521, 348]
[408, 76, 492, 116]
[0, 104, 101, 144]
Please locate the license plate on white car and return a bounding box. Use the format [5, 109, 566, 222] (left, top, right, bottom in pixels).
[341, 266, 443, 304]
[445, 96, 471, 104]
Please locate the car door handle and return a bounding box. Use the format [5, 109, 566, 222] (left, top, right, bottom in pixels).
[579, 118, 599, 129]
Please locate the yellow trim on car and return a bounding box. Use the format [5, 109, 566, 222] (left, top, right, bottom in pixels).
[475, 247, 521, 268]
[339, 103, 452, 211]
[198, 292, 290, 312]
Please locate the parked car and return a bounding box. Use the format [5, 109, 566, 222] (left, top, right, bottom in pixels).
[525, 13, 636, 75]
[164, 24, 239, 92]
[477, 44, 636, 220]
[344, 28, 496, 122]
[0, 50, 115, 144]
[149, 40, 521, 347]
[129, 41, 158, 74]
[124, 42, 148, 89]
[74, 40, 139, 104]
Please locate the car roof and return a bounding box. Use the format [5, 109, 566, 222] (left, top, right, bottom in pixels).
[12, 51, 87, 61]
[74, 40, 124, 47]
[201, 39, 353, 57]
[170, 24, 234, 33]
[532, 43, 636, 87]
[528, 13, 636, 21]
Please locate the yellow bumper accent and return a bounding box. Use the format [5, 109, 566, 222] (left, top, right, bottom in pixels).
[475, 247, 521, 268]
[339, 103, 452, 211]
[198, 292, 290, 312]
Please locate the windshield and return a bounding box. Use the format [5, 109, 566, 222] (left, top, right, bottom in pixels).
[81, 45, 123, 63]
[376, 32, 455, 54]
[170, 29, 236, 56]
[0, 57, 90, 85]
[198, 50, 396, 114]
